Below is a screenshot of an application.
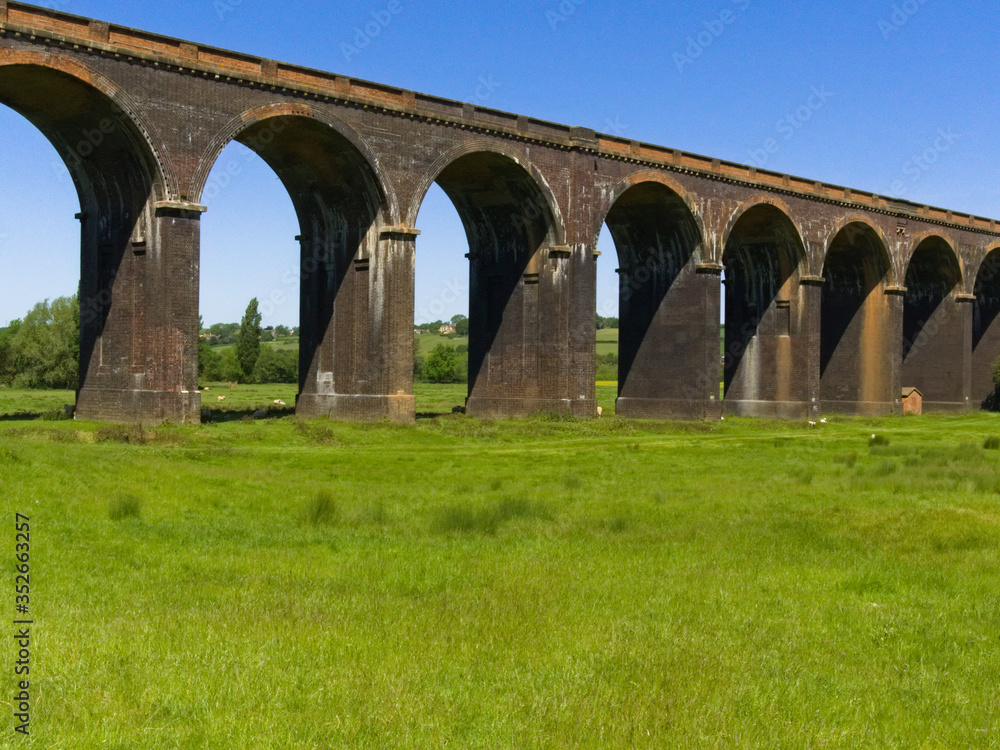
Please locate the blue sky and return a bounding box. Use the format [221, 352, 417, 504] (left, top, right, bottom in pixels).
[1, 0, 998, 326]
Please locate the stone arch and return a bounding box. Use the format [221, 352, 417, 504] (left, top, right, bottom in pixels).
[406, 140, 566, 246]
[0, 49, 173, 197]
[822, 214, 898, 287]
[820, 220, 895, 414]
[592, 170, 706, 249]
[408, 142, 569, 417]
[901, 235, 966, 409]
[905, 232, 964, 290]
[0, 50, 177, 418]
[721, 201, 810, 417]
[192, 104, 399, 417]
[972, 242, 1000, 405]
[721, 197, 805, 259]
[595, 174, 715, 419]
[190, 103, 398, 221]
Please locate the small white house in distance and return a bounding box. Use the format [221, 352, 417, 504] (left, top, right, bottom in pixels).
[439, 324, 456, 335]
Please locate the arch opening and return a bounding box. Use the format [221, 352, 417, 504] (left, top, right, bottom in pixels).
[602, 182, 709, 418]
[0, 62, 165, 418]
[820, 222, 893, 413]
[722, 204, 807, 417]
[973, 248, 1000, 406]
[207, 114, 388, 417]
[416, 151, 560, 417]
[902, 237, 964, 407]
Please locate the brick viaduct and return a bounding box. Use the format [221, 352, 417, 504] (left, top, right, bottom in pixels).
[2, 1, 1000, 424]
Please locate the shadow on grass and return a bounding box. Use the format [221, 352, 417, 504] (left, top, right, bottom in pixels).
[200, 407, 296, 424]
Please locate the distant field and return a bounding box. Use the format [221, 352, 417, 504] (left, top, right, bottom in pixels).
[211, 337, 299, 354]
[415, 331, 469, 355]
[3, 408, 1000, 746]
[596, 327, 618, 357]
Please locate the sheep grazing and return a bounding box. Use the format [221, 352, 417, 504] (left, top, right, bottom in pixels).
[217, 396, 226, 402]
[820, 418, 827, 424]
[808, 421, 817, 427]
[274, 400, 287, 406]
[596, 406, 603, 417]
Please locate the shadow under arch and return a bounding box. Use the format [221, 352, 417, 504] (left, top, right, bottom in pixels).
[902, 235, 965, 408]
[596, 179, 713, 418]
[820, 221, 894, 414]
[972, 244, 1000, 406]
[412, 147, 564, 416]
[0, 55, 169, 416]
[722, 202, 809, 417]
[196, 109, 393, 415]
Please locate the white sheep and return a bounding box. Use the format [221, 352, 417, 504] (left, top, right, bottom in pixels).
[596, 406, 603, 417]
[217, 396, 226, 402]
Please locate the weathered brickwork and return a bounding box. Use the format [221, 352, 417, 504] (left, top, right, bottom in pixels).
[2, 1, 999, 423]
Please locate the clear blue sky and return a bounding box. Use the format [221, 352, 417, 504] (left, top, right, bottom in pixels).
[1, 0, 998, 326]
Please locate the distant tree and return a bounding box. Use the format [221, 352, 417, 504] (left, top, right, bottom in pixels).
[217, 348, 243, 383]
[0, 296, 79, 389]
[235, 298, 262, 383]
[274, 324, 290, 338]
[252, 346, 298, 384]
[451, 314, 470, 337]
[209, 322, 239, 345]
[424, 343, 462, 383]
[198, 338, 222, 381]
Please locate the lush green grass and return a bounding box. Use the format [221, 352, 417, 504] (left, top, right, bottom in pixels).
[4, 398, 1000, 746]
[0, 387, 75, 418]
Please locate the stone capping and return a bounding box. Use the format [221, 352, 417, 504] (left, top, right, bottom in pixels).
[379, 226, 420, 238]
[800, 275, 826, 286]
[548, 246, 572, 259]
[955, 293, 977, 302]
[3, 0, 1000, 237]
[885, 286, 908, 295]
[153, 200, 207, 214]
[696, 262, 724, 274]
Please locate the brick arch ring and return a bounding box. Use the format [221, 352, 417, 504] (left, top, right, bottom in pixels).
[404, 139, 568, 247]
[592, 170, 708, 257]
[189, 102, 400, 223]
[823, 214, 899, 288]
[0, 49, 177, 198]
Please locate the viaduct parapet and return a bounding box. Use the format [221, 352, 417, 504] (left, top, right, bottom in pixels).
[2, 1, 999, 423]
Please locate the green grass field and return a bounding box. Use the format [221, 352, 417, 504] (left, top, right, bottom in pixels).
[596, 328, 618, 357]
[3, 389, 1000, 747]
[415, 331, 470, 355]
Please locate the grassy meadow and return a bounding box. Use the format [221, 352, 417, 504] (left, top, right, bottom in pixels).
[2, 387, 1000, 747]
